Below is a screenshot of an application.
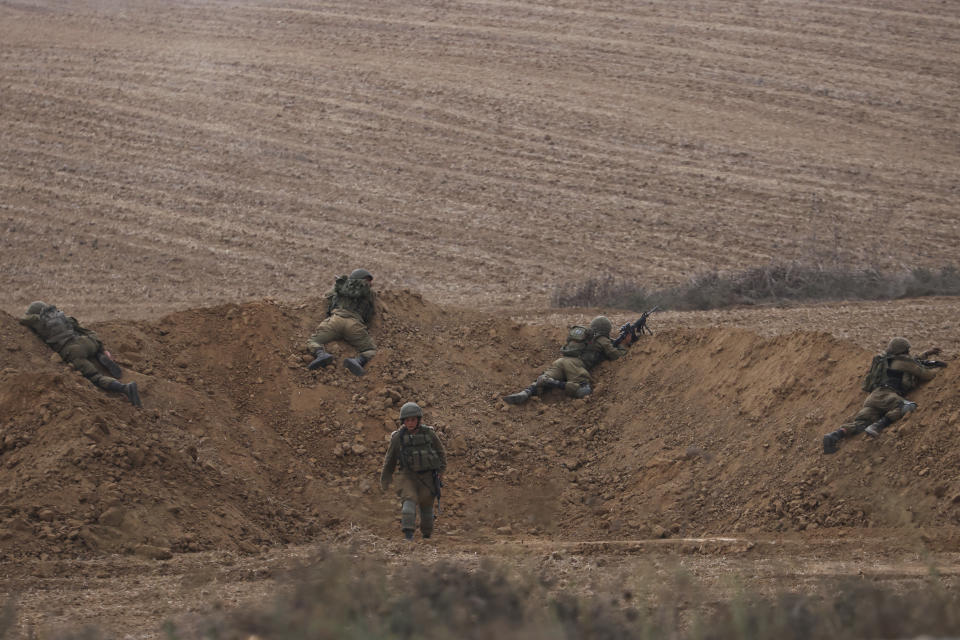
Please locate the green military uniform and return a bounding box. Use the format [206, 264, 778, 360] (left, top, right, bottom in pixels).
[504, 316, 627, 404]
[824, 337, 941, 453]
[844, 356, 937, 429]
[19, 302, 141, 406]
[541, 334, 626, 396]
[306, 270, 377, 375]
[380, 403, 446, 540]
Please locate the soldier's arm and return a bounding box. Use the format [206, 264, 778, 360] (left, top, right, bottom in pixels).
[19, 314, 41, 330]
[380, 433, 400, 489]
[891, 357, 938, 382]
[598, 336, 627, 361]
[431, 430, 447, 473]
[73, 319, 99, 342]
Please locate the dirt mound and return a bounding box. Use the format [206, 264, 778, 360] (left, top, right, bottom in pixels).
[2, 292, 958, 561]
[583, 330, 960, 537]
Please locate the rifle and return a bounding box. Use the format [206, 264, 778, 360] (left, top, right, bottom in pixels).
[613, 306, 660, 347]
[920, 360, 948, 368]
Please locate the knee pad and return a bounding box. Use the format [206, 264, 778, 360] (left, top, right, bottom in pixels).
[563, 381, 581, 397]
[401, 500, 417, 530]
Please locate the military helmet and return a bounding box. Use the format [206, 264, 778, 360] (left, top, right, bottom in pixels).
[589, 315, 613, 336]
[886, 337, 911, 355]
[399, 402, 423, 420]
[26, 301, 47, 315]
[349, 268, 373, 280]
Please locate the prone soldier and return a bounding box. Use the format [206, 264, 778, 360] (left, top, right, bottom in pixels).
[503, 315, 627, 405]
[19, 301, 141, 407]
[306, 268, 377, 376]
[823, 337, 945, 454]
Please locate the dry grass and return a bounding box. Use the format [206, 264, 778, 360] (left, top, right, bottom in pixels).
[552, 264, 960, 311]
[37, 549, 957, 640]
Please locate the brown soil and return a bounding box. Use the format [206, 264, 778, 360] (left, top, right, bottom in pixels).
[2, 0, 960, 637]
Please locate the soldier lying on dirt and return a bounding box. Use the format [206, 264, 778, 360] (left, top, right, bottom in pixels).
[503, 315, 629, 405]
[823, 337, 946, 454]
[380, 402, 446, 541]
[19, 301, 141, 407]
[305, 268, 376, 376]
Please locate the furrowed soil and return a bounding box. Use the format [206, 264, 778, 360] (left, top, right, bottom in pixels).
[2, 1, 960, 638]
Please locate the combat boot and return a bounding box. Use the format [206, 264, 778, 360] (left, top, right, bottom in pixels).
[344, 354, 369, 377]
[107, 380, 142, 408]
[822, 428, 846, 454]
[864, 417, 892, 438]
[403, 529, 414, 541]
[97, 351, 123, 378]
[307, 347, 334, 370]
[901, 401, 918, 414]
[504, 383, 537, 406]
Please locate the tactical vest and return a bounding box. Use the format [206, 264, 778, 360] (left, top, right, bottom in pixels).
[36, 308, 78, 351]
[397, 426, 442, 472]
[880, 358, 910, 394]
[329, 276, 375, 324]
[560, 325, 594, 358]
[578, 339, 609, 370]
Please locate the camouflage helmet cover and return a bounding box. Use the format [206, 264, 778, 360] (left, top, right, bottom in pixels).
[399, 401, 423, 420]
[349, 268, 373, 280]
[26, 301, 48, 315]
[886, 337, 911, 355]
[589, 315, 613, 336]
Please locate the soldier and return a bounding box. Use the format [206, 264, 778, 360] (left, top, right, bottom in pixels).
[19, 301, 141, 407]
[503, 315, 628, 405]
[380, 402, 446, 541]
[823, 337, 944, 454]
[305, 268, 377, 376]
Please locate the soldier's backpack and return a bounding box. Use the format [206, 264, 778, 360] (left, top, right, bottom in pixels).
[861, 354, 889, 392]
[335, 275, 368, 299]
[560, 325, 595, 358]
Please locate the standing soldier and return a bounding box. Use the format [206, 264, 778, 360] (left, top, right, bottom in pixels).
[503, 315, 628, 405]
[823, 337, 945, 454]
[380, 402, 446, 541]
[306, 268, 377, 376]
[19, 301, 141, 407]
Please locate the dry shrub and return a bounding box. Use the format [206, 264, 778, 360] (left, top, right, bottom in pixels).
[160, 552, 960, 640]
[32, 549, 960, 639]
[552, 263, 960, 311]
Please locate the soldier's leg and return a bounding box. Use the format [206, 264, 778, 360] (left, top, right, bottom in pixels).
[97, 351, 123, 378]
[825, 388, 888, 452]
[397, 475, 419, 540]
[306, 317, 345, 369]
[533, 359, 570, 395]
[417, 480, 436, 539]
[865, 389, 913, 437]
[61, 340, 141, 407]
[61, 339, 113, 389]
[559, 358, 592, 398]
[342, 319, 376, 377]
[504, 379, 538, 405]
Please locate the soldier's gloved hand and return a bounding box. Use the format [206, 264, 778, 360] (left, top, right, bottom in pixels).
[921, 347, 942, 358]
